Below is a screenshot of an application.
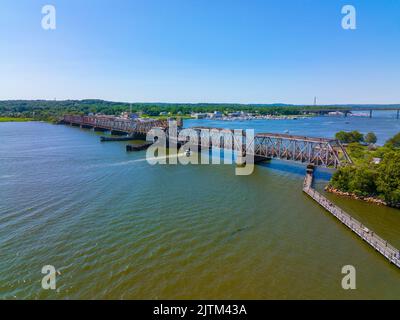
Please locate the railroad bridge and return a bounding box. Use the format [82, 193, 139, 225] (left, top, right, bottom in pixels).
[301, 107, 400, 118]
[62, 114, 170, 137]
[184, 127, 352, 168]
[62, 115, 352, 168]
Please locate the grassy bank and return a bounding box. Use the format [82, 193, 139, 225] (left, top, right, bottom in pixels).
[0, 117, 33, 122]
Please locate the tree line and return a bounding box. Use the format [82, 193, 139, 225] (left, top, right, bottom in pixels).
[2, 100, 398, 121]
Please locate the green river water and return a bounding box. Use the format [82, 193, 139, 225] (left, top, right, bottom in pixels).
[0, 120, 399, 299]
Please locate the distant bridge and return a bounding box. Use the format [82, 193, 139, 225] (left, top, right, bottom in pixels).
[301, 107, 400, 118]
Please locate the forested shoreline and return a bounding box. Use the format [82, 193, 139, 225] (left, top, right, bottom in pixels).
[1, 99, 399, 122]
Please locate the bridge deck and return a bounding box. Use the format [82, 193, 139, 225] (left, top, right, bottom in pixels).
[303, 172, 400, 269]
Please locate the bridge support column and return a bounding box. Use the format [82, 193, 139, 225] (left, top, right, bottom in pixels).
[397, 110, 399, 120]
[236, 153, 247, 167]
[370, 110, 373, 118]
[133, 133, 147, 140]
[236, 155, 268, 166]
[94, 127, 108, 132]
[254, 156, 270, 163]
[110, 130, 128, 136]
[80, 124, 93, 129]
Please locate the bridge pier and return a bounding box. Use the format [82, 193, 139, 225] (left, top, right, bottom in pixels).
[236, 154, 247, 167]
[133, 133, 147, 140]
[254, 156, 270, 163]
[236, 155, 269, 166]
[94, 127, 108, 132]
[80, 124, 93, 129]
[397, 110, 399, 120]
[126, 142, 153, 152]
[110, 130, 128, 136]
[370, 110, 373, 118]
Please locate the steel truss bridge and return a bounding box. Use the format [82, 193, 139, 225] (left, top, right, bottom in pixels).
[62, 116, 352, 168]
[62, 115, 169, 135]
[183, 127, 352, 168]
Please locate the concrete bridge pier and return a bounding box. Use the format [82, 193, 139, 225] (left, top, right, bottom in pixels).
[254, 155, 270, 163]
[94, 127, 108, 132]
[80, 124, 93, 129]
[397, 110, 399, 120]
[236, 154, 268, 166]
[133, 133, 147, 140]
[236, 153, 247, 167]
[110, 130, 128, 136]
[370, 110, 373, 118]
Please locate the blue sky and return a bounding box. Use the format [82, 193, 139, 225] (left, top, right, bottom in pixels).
[0, 0, 399, 104]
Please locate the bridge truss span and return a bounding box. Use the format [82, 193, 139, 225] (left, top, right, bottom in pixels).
[63, 115, 169, 135]
[184, 128, 352, 168]
[252, 133, 352, 168]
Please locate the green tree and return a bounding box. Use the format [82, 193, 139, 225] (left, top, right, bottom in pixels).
[335, 130, 364, 143]
[347, 142, 366, 161]
[335, 131, 350, 143]
[350, 130, 364, 143]
[385, 132, 400, 149]
[364, 132, 377, 144]
[348, 166, 378, 196]
[376, 151, 400, 204]
[330, 166, 354, 192]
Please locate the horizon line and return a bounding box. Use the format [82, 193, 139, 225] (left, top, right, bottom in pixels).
[1, 99, 400, 107]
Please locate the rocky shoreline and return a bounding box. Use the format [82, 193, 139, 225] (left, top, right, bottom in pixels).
[325, 186, 389, 206]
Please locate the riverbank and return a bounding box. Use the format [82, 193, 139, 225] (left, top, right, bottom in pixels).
[325, 185, 389, 206]
[0, 117, 33, 122]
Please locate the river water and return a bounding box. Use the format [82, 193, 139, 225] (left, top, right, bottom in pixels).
[0, 115, 399, 299]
